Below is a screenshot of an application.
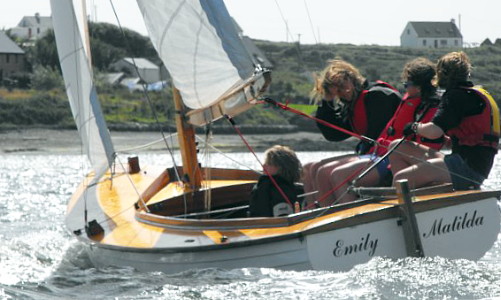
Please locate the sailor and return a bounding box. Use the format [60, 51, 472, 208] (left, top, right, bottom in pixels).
[390, 51, 499, 190]
[326, 57, 446, 204]
[302, 59, 401, 204]
[249, 145, 304, 217]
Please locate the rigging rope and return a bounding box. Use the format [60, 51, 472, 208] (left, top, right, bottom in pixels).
[109, 0, 190, 216]
[303, 0, 318, 44]
[261, 97, 485, 194]
[304, 162, 369, 210]
[224, 115, 293, 206]
[108, 0, 181, 181]
[262, 97, 374, 143]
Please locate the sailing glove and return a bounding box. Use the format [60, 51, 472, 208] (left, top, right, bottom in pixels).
[403, 122, 418, 137]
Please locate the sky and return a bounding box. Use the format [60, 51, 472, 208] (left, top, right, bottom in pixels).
[1, 0, 500, 46]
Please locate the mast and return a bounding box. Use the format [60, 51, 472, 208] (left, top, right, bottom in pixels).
[173, 86, 202, 190]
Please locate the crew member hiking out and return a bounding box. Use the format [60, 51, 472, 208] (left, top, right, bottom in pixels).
[302, 59, 401, 205]
[390, 51, 499, 190]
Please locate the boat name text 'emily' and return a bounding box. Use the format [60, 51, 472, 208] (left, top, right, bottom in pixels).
[333, 233, 378, 257]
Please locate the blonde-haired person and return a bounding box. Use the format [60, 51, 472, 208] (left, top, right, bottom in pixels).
[325, 57, 445, 204]
[249, 145, 304, 217]
[303, 59, 401, 205]
[389, 51, 499, 190]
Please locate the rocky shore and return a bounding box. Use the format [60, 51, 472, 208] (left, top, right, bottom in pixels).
[0, 128, 358, 154]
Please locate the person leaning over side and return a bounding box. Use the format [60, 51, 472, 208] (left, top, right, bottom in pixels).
[302, 59, 401, 205]
[389, 51, 499, 190]
[325, 57, 446, 204]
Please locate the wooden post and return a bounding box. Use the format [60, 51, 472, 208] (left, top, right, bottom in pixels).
[173, 87, 202, 191]
[396, 179, 425, 257]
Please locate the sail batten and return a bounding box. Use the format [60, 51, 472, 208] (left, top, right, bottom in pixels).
[51, 0, 115, 178]
[136, 0, 256, 111]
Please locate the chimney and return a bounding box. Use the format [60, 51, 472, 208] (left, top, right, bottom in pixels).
[450, 18, 455, 24]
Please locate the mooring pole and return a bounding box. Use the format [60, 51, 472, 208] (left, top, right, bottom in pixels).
[396, 179, 425, 257]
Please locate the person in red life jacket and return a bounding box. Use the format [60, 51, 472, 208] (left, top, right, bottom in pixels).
[323, 57, 446, 205]
[389, 51, 499, 190]
[302, 59, 401, 205]
[249, 145, 304, 217]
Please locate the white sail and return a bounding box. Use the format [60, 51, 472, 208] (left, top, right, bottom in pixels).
[136, 0, 258, 110]
[50, 0, 115, 178]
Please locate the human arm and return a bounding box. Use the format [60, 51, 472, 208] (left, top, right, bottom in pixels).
[315, 100, 352, 141]
[364, 88, 402, 140]
[249, 179, 273, 217]
[413, 122, 445, 139]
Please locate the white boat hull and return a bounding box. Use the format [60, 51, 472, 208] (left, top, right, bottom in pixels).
[84, 196, 500, 273]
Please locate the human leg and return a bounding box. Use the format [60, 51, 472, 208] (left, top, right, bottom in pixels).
[328, 157, 385, 204]
[389, 140, 444, 176]
[392, 157, 451, 190]
[443, 154, 485, 190]
[315, 155, 360, 203]
[301, 162, 315, 200]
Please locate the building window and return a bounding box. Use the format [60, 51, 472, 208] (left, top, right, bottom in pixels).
[441, 39, 447, 45]
[423, 40, 427, 46]
[6, 54, 10, 63]
[455, 40, 459, 46]
[37, 27, 40, 34]
[407, 29, 410, 35]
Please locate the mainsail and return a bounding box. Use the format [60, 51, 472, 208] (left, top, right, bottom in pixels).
[136, 0, 264, 114]
[51, 0, 115, 178]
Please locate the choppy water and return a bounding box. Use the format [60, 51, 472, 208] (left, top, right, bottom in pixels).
[0, 152, 500, 300]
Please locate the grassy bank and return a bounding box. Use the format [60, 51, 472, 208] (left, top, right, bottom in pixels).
[2, 41, 501, 131]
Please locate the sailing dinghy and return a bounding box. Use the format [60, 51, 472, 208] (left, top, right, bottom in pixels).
[51, 0, 501, 273]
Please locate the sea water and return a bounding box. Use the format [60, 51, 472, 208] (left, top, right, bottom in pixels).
[0, 152, 500, 299]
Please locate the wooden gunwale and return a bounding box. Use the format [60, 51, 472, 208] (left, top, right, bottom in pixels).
[137, 190, 500, 231]
[86, 189, 500, 254]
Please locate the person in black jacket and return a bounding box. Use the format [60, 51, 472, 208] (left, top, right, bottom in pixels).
[302, 59, 401, 205]
[390, 51, 499, 190]
[249, 145, 304, 217]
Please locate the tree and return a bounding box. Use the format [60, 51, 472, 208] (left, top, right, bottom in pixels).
[30, 65, 63, 90]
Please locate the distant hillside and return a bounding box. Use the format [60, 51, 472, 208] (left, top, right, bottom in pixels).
[2, 22, 501, 130]
[255, 40, 501, 103]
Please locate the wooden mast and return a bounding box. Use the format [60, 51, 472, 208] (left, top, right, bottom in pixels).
[173, 86, 202, 191]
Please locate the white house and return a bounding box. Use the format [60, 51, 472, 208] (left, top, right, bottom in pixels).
[10, 13, 53, 40]
[111, 57, 161, 84]
[400, 21, 462, 49]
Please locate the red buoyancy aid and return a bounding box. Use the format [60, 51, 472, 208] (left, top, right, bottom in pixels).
[372, 94, 443, 156]
[446, 86, 500, 149]
[349, 80, 398, 135]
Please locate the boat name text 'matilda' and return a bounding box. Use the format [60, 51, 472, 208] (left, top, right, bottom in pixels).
[332, 233, 378, 257]
[423, 210, 484, 238]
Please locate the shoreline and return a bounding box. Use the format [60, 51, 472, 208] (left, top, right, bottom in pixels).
[0, 128, 358, 154]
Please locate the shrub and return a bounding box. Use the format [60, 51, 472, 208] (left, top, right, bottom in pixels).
[30, 65, 63, 90]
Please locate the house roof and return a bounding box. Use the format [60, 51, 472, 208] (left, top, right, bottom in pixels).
[0, 31, 24, 54]
[123, 57, 159, 69]
[409, 22, 462, 38]
[102, 72, 125, 85]
[17, 14, 52, 28]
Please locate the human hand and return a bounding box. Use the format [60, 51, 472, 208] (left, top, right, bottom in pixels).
[403, 122, 418, 136]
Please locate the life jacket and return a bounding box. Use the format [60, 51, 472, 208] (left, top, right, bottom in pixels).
[349, 80, 398, 135]
[372, 94, 443, 156]
[446, 86, 500, 149]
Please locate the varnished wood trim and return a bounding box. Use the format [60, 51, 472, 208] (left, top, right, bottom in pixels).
[138, 190, 500, 232]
